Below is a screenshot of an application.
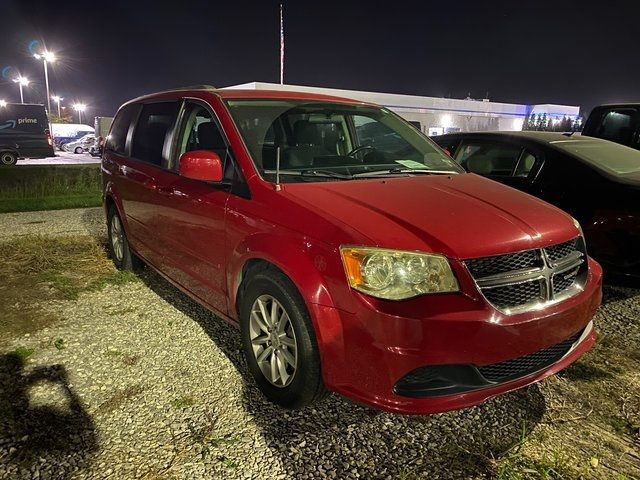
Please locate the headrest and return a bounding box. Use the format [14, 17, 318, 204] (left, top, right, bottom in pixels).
[198, 122, 225, 150]
[466, 155, 493, 175]
[294, 120, 322, 146]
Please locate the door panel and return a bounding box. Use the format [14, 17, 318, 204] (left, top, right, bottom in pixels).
[144, 100, 231, 313]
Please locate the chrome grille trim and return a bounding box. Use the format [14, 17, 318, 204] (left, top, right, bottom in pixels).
[465, 237, 588, 314]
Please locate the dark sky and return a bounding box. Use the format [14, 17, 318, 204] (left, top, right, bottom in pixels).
[1, 0, 638, 118]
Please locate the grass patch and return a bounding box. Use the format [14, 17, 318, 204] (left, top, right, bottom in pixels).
[13, 345, 35, 360]
[53, 338, 65, 350]
[0, 235, 139, 347]
[172, 396, 196, 409]
[0, 165, 102, 213]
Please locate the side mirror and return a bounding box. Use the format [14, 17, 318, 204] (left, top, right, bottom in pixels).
[179, 150, 223, 182]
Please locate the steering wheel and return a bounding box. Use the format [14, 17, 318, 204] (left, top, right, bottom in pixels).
[347, 145, 376, 158]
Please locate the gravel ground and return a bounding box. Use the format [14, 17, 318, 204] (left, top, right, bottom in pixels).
[0, 208, 638, 479]
[0, 207, 104, 239]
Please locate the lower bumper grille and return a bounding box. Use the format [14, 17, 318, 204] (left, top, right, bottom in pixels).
[394, 325, 588, 398]
[478, 329, 582, 383]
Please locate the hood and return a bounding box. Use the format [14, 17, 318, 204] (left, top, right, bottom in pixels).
[283, 173, 579, 260]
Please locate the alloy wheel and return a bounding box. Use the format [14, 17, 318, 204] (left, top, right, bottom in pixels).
[249, 294, 298, 387]
[110, 214, 124, 262]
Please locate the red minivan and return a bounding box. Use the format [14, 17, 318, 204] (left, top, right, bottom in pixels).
[102, 86, 602, 414]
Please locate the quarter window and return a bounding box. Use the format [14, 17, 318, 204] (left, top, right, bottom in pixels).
[131, 102, 179, 166]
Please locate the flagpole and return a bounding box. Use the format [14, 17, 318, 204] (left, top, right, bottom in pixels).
[280, 2, 284, 85]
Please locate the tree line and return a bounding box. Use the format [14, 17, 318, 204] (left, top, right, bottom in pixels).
[522, 113, 583, 132]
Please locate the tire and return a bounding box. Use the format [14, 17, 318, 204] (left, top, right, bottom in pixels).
[74, 147, 83, 154]
[0, 151, 17, 166]
[240, 266, 328, 409]
[107, 205, 141, 271]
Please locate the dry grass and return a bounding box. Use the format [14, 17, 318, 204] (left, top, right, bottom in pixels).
[0, 235, 138, 347]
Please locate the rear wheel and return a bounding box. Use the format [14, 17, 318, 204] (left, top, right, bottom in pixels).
[240, 267, 328, 409]
[0, 151, 17, 166]
[107, 206, 140, 270]
[74, 147, 83, 154]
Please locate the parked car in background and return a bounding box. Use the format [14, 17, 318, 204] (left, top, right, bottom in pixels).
[64, 133, 95, 154]
[50, 123, 95, 150]
[582, 104, 640, 150]
[0, 103, 54, 165]
[434, 131, 640, 281]
[103, 87, 601, 415]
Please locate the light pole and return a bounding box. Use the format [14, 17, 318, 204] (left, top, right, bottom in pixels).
[12, 76, 30, 104]
[72, 103, 86, 123]
[52, 95, 63, 118]
[33, 50, 55, 113]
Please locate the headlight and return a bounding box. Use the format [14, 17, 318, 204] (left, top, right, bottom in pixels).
[340, 246, 459, 300]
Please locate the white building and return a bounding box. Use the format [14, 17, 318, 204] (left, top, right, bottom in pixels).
[224, 82, 580, 136]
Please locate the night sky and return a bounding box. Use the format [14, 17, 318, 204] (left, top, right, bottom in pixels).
[1, 0, 637, 118]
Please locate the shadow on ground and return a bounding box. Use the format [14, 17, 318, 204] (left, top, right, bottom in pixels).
[141, 269, 546, 478]
[0, 354, 97, 479]
[601, 284, 640, 305]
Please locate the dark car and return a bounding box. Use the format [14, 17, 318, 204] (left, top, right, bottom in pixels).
[0, 103, 54, 165]
[433, 131, 640, 281]
[582, 104, 640, 149]
[101, 87, 601, 414]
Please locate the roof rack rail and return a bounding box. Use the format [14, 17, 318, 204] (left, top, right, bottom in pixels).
[153, 85, 217, 95]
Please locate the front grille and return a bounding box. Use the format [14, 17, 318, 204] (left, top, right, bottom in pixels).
[465, 237, 586, 313]
[546, 238, 578, 264]
[553, 267, 580, 295]
[478, 329, 583, 382]
[465, 250, 541, 278]
[483, 281, 543, 310]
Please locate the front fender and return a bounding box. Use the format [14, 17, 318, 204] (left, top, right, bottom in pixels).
[227, 232, 340, 321]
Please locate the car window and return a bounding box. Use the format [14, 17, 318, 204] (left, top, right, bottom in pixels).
[131, 102, 179, 166]
[454, 141, 523, 177]
[106, 104, 138, 155]
[175, 102, 228, 170]
[595, 109, 638, 146]
[514, 150, 538, 177]
[225, 100, 462, 182]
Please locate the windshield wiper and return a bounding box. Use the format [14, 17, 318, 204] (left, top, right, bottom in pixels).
[264, 169, 353, 180]
[352, 168, 459, 178]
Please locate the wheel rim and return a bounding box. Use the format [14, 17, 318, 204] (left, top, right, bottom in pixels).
[1, 153, 15, 165]
[249, 294, 298, 388]
[110, 214, 124, 262]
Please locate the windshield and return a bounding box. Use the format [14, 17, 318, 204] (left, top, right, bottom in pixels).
[552, 139, 640, 176]
[225, 99, 463, 182]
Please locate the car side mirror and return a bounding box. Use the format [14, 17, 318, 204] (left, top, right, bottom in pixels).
[179, 150, 223, 182]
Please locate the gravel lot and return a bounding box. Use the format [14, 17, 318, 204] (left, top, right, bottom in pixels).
[0, 208, 638, 479]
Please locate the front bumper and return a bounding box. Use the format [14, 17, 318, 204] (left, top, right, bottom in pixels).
[311, 257, 602, 415]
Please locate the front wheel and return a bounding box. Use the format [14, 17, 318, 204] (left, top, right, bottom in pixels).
[240, 267, 328, 409]
[74, 147, 83, 154]
[0, 151, 17, 166]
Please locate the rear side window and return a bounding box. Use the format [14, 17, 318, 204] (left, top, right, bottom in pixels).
[455, 141, 523, 176]
[131, 102, 179, 166]
[106, 105, 137, 155]
[584, 107, 640, 149]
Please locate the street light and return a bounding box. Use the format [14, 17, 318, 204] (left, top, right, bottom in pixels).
[0, 100, 7, 108]
[33, 50, 56, 113]
[72, 103, 86, 123]
[12, 76, 30, 104]
[51, 95, 63, 118]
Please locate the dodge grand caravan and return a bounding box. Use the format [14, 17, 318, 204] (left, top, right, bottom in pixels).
[102, 86, 602, 414]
